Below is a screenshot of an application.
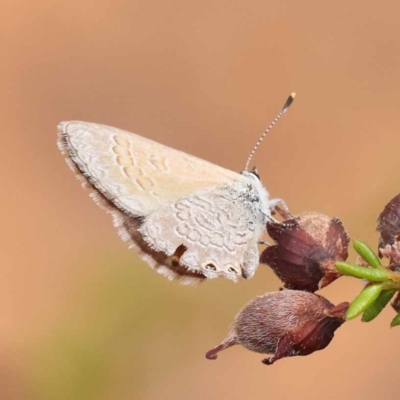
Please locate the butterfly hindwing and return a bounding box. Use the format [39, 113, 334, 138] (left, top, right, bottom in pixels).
[139, 179, 266, 281]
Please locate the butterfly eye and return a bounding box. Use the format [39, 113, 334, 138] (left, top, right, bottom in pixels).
[205, 263, 217, 271]
[227, 267, 238, 274]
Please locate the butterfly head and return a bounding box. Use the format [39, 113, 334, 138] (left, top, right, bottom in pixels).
[250, 166, 260, 180]
[240, 166, 261, 181]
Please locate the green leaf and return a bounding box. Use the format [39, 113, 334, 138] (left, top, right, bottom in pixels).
[335, 262, 390, 282]
[361, 290, 396, 322]
[353, 240, 382, 268]
[391, 312, 400, 327]
[346, 284, 384, 320]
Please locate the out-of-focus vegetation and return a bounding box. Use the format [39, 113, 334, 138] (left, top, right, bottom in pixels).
[25, 255, 243, 399]
[3, 0, 400, 399]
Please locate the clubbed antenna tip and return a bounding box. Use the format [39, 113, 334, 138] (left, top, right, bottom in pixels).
[282, 92, 296, 113]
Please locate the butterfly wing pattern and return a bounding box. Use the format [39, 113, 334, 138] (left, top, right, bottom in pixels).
[58, 121, 270, 284]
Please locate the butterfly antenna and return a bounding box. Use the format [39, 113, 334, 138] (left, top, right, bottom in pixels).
[244, 92, 296, 171]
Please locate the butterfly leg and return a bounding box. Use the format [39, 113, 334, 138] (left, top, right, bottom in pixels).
[269, 198, 293, 220]
[269, 198, 288, 210]
[266, 215, 280, 224]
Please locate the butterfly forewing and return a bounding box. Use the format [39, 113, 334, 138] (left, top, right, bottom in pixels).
[58, 121, 242, 216]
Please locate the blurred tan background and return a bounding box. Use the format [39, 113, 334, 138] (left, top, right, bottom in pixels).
[2, 0, 400, 399]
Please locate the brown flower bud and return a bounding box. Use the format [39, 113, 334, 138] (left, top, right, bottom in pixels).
[260, 212, 350, 292]
[392, 292, 400, 313]
[206, 290, 348, 365]
[377, 193, 400, 269]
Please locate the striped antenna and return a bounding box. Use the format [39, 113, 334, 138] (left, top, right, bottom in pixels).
[244, 92, 296, 171]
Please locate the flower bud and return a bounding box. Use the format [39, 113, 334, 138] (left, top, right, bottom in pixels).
[206, 290, 348, 365]
[377, 193, 400, 269]
[260, 212, 349, 292]
[392, 292, 400, 313]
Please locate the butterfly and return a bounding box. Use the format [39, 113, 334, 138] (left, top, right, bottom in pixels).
[57, 93, 295, 285]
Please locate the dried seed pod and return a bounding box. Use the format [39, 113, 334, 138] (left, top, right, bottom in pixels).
[206, 290, 348, 365]
[392, 292, 400, 313]
[377, 193, 400, 269]
[260, 212, 350, 292]
[377, 193, 400, 247]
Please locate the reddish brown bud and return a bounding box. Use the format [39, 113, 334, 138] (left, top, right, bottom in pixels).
[392, 292, 400, 313]
[260, 212, 350, 292]
[377, 193, 400, 247]
[377, 193, 400, 270]
[206, 290, 348, 365]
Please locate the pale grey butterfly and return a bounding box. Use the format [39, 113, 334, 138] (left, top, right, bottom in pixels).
[57, 93, 295, 285]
